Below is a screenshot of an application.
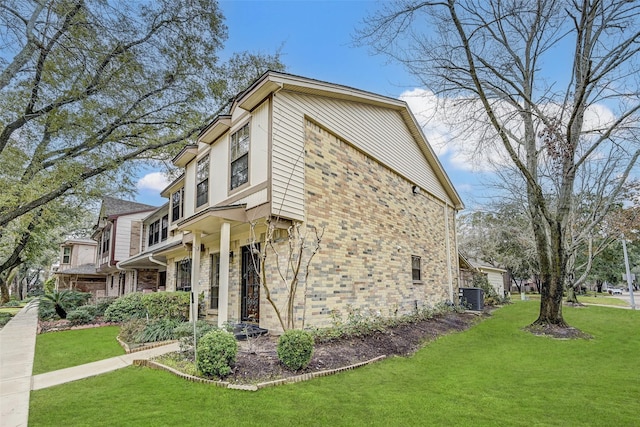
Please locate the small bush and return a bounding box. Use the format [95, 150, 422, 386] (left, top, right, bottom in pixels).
[2, 299, 22, 307]
[174, 321, 217, 358]
[104, 293, 145, 322]
[119, 319, 147, 343]
[196, 329, 238, 378]
[277, 329, 314, 371]
[66, 307, 96, 326]
[142, 292, 190, 321]
[0, 312, 13, 327]
[138, 318, 180, 343]
[38, 304, 57, 321]
[95, 297, 118, 316]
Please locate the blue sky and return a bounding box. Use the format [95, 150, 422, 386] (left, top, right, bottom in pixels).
[135, 0, 485, 206]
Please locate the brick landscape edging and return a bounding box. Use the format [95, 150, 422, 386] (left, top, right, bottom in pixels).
[133, 354, 387, 391]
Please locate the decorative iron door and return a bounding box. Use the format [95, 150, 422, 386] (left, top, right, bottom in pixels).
[241, 245, 260, 322]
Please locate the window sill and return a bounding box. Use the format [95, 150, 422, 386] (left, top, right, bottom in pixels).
[412, 281, 424, 285]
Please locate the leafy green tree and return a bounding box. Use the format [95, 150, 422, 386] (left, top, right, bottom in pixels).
[0, 0, 284, 288]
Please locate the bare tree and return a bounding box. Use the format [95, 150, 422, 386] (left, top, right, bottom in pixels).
[359, 0, 640, 328]
[249, 219, 323, 331]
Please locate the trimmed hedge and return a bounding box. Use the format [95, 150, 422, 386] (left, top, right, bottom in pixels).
[104, 292, 190, 323]
[277, 329, 314, 370]
[196, 329, 238, 378]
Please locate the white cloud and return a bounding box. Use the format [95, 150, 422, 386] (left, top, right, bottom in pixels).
[136, 172, 170, 192]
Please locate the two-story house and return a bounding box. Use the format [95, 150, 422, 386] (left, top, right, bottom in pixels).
[54, 238, 106, 297]
[151, 71, 464, 333]
[92, 196, 157, 297]
[117, 203, 184, 293]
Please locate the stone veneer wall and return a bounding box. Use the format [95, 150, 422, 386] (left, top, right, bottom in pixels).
[259, 120, 458, 331]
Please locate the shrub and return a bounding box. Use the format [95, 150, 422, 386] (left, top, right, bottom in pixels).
[138, 319, 180, 343]
[196, 329, 238, 378]
[142, 292, 190, 321]
[119, 319, 147, 343]
[40, 290, 90, 319]
[66, 307, 96, 326]
[95, 297, 118, 316]
[2, 299, 21, 307]
[38, 304, 57, 321]
[0, 312, 12, 327]
[277, 329, 314, 370]
[104, 293, 145, 322]
[174, 320, 217, 358]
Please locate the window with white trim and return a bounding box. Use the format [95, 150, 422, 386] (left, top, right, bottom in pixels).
[196, 155, 209, 208]
[230, 123, 249, 190]
[62, 247, 72, 264]
[171, 188, 183, 222]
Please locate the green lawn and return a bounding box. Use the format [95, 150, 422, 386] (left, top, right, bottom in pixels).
[0, 306, 23, 315]
[32, 326, 123, 374]
[523, 293, 630, 307]
[29, 303, 639, 426]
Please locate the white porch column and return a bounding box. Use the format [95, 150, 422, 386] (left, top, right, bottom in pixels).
[190, 231, 201, 323]
[218, 222, 231, 328]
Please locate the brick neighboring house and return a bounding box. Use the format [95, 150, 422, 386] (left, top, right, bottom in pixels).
[91, 197, 157, 297]
[54, 238, 106, 297]
[142, 71, 464, 333]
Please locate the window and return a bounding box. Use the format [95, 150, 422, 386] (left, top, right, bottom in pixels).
[176, 259, 191, 292]
[412, 255, 422, 281]
[171, 188, 183, 222]
[230, 123, 249, 190]
[148, 220, 159, 246]
[196, 155, 209, 207]
[148, 215, 169, 247]
[101, 226, 111, 256]
[161, 215, 168, 240]
[62, 247, 72, 264]
[210, 254, 220, 309]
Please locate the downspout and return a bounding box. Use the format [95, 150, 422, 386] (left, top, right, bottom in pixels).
[444, 203, 454, 303]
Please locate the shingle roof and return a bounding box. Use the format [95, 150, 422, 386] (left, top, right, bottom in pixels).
[54, 264, 103, 276]
[101, 196, 156, 218]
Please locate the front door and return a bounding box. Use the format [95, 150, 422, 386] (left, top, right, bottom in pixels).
[241, 245, 260, 322]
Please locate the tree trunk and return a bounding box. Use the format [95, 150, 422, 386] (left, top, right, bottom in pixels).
[0, 279, 9, 304]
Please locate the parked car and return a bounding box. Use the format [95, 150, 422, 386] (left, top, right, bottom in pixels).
[609, 288, 623, 295]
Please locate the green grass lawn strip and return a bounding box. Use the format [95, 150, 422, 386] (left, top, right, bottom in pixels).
[29, 303, 639, 426]
[32, 326, 123, 374]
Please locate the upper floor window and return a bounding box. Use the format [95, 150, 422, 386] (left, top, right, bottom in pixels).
[171, 188, 183, 222]
[161, 215, 168, 240]
[412, 255, 422, 281]
[196, 155, 209, 208]
[148, 215, 169, 247]
[101, 226, 111, 256]
[230, 123, 249, 190]
[62, 247, 72, 264]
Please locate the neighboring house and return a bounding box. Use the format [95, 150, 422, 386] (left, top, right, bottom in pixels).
[92, 196, 157, 297]
[54, 238, 106, 297]
[459, 253, 507, 297]
[142, 71, 464, 333]
[118, 203, 182, 293]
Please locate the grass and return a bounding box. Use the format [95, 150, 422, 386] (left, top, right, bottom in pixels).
[32, 326, 123, 375]
[0, 306, 23, 315]
[523, 293, 630, 307]
[29, 302, 639, 426]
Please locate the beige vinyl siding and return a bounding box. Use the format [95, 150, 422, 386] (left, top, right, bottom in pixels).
[273, 90, 452, 212]
[250, 101, 270, 186]
[114, 219, 132, 262]
[271, 92, 307, 220]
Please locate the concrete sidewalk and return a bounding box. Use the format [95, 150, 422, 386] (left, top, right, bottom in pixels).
[31, 341, 179, 390]
[0, 300, 179, 427]
[0, 300, 39, 427]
